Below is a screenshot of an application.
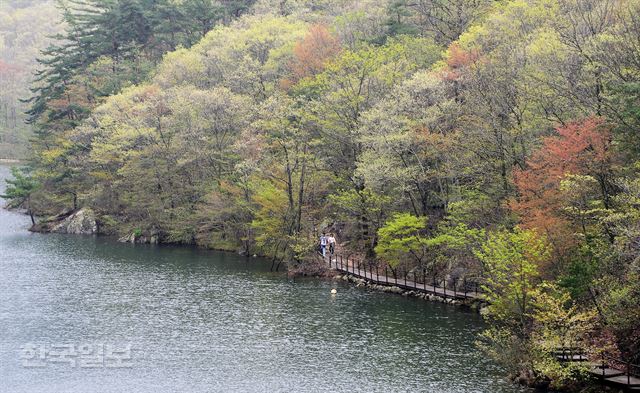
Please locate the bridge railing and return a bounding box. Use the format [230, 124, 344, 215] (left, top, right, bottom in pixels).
[557, 347, 640, 387]
[323, 253, 482, 300]
[599, 353, 640, 386]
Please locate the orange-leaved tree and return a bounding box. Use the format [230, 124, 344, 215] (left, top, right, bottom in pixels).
[441, 42, 479, 81]
[281, 24, 341, 89]
[512, 117, 616, 263]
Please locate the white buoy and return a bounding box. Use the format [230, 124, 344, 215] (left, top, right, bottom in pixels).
[331, 288, 337, 294]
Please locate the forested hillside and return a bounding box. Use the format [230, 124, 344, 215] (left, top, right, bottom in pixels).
[5, 0, 640, 389]
[0, 0, 62, 158]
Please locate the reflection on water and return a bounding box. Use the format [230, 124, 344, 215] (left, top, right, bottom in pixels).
[0, 165, 526, 392]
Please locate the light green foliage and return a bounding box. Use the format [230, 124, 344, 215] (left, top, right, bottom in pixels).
[301, 36, 442, 255]
[194, 178, 255, 254]
[154, 48, 207, 88]
[90, 83, 252, 237]
[531, 285, 597, 388]
[308, 36, 440, 137]
[475, 228, 596, 385]
[333, 2, 392, 46]
[475, 228, 549, 332]
[478, 281, 595, 385]
[357, 70, 464, 216]
[426, 223, 484, 250]
[594, 170, 640, 350]
[251, 180, 290, 253]
[424, 223, 485, 275]
[2, 166, 38, 207]
[560, 175, 608, 220]
[412, 0, 496, 45]
[2, 166, 39, 223]
[531, 283, 596, 353]
[375, 213, 429, 268]
[250, 177, 317, 264]
[195, 15, 307, 98]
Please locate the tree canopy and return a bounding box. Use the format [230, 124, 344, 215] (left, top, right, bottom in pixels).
[6, 0, 640, 388]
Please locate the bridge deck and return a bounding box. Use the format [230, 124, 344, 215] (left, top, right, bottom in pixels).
[561, 351, 640, 390]
[599, 374, 640, 388]
[326, 255, 479, 300]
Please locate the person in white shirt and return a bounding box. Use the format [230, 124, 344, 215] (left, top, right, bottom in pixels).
[328, 234, 336, 255]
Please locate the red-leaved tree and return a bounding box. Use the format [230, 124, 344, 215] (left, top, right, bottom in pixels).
[281, 24, 341, 89]
[512, 117, 615, 261]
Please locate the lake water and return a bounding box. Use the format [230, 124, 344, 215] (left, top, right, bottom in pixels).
[0, 165, 526, 392]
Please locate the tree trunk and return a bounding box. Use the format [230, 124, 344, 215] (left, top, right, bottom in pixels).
[27, 197, 35, 225]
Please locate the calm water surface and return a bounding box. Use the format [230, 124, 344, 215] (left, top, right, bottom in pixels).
[0, 165, 527, 392]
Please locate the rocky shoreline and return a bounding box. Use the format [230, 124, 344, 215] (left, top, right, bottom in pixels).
[29, 207, 162, 244]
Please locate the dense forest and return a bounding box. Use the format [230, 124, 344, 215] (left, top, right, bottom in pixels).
[3, 0, 640, 389]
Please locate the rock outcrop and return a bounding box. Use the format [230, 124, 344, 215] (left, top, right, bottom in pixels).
[118, 231, 159, 244]
[31, 208, 98, 235]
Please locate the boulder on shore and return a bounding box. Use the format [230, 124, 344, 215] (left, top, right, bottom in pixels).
[31, 208, 98, 235]
[118, 230, 160, 244]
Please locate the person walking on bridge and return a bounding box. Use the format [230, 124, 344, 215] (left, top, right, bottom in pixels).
[328, 234, 336, 255]
[320, 234, 328, 257]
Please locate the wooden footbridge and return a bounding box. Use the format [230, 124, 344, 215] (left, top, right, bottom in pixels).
[557, 349, 640, 391]
[323, 253, 480, 300]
